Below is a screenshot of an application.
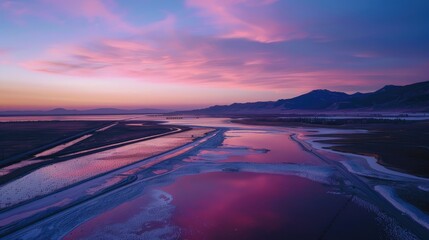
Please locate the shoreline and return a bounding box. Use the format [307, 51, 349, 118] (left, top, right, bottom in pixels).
[296, 128, 428, 181]
[1, 117, 429, 239]
[375, 185, 429, 230]
[233, 118, 429, 178]
[0, 127, 213, 209]
[0, 129, 219, 237]
[289, 128, 429, 233]
[0, 123, 189, 186]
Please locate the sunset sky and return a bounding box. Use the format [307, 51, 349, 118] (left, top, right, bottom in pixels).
[1, 0, 429, 110]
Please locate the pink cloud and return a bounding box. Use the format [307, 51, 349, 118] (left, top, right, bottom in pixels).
[1, 0, 135, 32]
[0, 1, 28, 16]
[21, 31, 391, 93]
[21, 13, 429, 94]
[0, 0, 56, 23]
[23, 32, 428, 94]
[43, 0, 136, 32]
[186, 0, 305, 43]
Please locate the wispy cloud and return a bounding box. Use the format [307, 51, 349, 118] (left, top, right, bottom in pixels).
[1, 0, 135, 31]
[24, 21, 428, 93]
[10, 0, 429, 94]
[186, 0, 305, 43]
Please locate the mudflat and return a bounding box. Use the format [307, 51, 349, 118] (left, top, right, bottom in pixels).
[233, 117, 429, 177]
[53, 121, 189, 156]
[0, 121, 109, 165]
[0, 120, 189, 185]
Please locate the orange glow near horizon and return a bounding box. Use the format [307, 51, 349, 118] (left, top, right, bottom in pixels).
[0, 66, 292, 110]
[1, 0, 429, 110]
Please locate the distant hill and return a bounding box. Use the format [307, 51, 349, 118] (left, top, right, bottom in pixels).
[184, 81, 429, 114]
[0, 108, 170, 116]
[4, 81, 428, 116]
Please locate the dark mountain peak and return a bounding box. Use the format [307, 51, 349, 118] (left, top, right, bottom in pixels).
[183, 80, 429, 114]
[276, 89, 346, 103]
[309, 89, 332, 93]
[276, 89, 350, 110]
[293, 89, 349, 102]
[47, 108, 78, 114]
[304, 89, 349, 97]
[407, 81, 429, 88]
[49, 108, 67, 112]
[90, 108, 119, 111]
[376, 85, 399, 93]
[351, 92, 364, 96]
[375, 81, 429, 94]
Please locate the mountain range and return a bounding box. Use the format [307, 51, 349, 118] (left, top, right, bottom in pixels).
[2, 81, 428, 116]
[184, 81, 429, 114]
[0, 108, 169, 116]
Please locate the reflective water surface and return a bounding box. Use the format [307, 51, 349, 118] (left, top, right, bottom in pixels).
[0, 116, 422, 240]
[65, 172, 390, 240]
[0, 129, 211, 208]
[220, 130, 321, 164]
[61, 127, 401, 240]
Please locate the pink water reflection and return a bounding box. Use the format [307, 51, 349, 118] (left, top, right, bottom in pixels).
[163, 172, 343, 239]
[0, 129, 211, 208]
[63, 195, 153, 240]
[221, 130, 321, 164]
[63, 171, 391, 239]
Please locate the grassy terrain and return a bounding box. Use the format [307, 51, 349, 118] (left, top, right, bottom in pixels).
[0, 121, 109, 164]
